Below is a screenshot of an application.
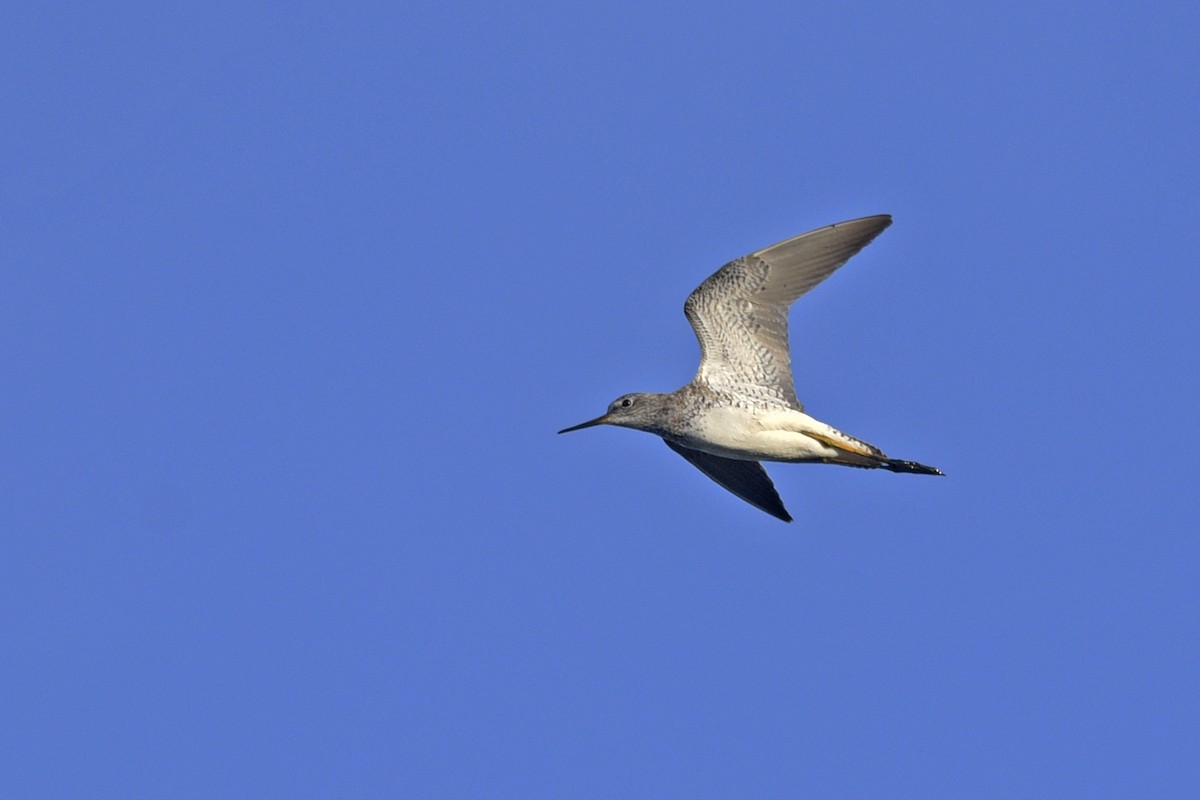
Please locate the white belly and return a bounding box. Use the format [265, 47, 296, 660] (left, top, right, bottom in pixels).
[678, 405, 847, 463]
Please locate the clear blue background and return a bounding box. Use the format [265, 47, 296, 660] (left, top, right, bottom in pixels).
[4, 2, 1197, 796]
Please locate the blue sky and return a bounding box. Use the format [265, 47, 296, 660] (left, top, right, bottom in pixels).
[3, 2, 1198, 796]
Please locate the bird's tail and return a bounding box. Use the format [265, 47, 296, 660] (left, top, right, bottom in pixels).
[883, 458, 944, 476]
[801, 428, 944, 476]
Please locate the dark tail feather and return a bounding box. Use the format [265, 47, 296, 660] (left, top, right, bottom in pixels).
[884, 459, 944, 476]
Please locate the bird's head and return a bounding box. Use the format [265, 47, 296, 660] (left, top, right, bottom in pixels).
[558, 393, 665, 435]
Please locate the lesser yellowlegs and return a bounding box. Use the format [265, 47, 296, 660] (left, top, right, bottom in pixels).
[559, 215, 942, 522]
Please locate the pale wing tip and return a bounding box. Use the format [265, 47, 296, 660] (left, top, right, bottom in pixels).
[754, 214, 893, 260]
[825, 213, 893, 248]
[831, 213, 892, 228]
[844, 213, 892, 235]
[844, 213, 892, 226]
[843, 214, 893, 250]
[811, 212, 893, 242]
[841, 214, 893, 238]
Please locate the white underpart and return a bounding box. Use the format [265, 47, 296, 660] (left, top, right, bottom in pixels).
[682, 405, 876, 464]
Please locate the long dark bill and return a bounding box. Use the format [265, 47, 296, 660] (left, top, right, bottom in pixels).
[557, 414, 611, 434]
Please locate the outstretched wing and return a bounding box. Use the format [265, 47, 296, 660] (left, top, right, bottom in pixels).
[665, 441, 791, 522]
[683, 215, 892, 410]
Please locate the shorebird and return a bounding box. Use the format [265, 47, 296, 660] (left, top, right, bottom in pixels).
[559, 215, 942, 522]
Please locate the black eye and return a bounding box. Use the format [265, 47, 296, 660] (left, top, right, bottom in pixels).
[621, 398, 632, 408]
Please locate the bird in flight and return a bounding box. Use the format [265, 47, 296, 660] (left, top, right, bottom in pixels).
[559, 215, 942, 522]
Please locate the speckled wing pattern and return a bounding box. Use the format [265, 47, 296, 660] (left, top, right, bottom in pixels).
[683, 215, 893, 410]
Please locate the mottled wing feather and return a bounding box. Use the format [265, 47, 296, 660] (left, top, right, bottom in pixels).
[683, 215, 893, 410]
[665, 441, 792, 522]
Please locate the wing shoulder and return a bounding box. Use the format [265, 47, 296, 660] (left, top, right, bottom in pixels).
[683, 255, 771, 365]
